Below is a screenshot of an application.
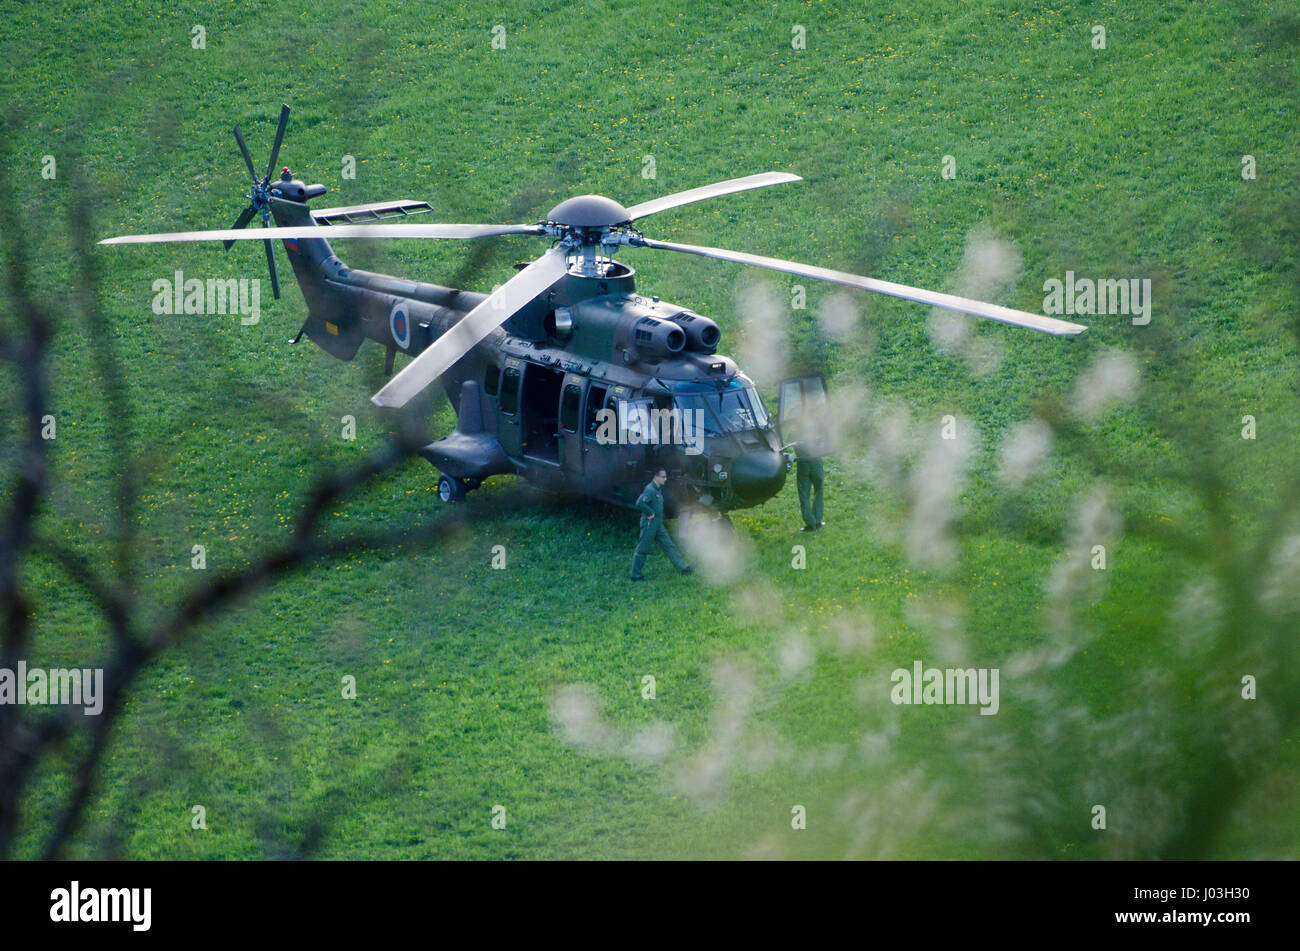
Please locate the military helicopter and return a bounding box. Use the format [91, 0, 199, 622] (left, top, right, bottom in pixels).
[102, 105, 1087, 514]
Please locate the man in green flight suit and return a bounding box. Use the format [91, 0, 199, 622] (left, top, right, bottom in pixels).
[787, 387, 829, 532]
[630, 468, 694, 581]
[796, 446, 825, 532]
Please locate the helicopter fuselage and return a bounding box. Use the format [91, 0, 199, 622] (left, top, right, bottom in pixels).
[103, 109, 1083, 517]
[272, 190, 789, 514]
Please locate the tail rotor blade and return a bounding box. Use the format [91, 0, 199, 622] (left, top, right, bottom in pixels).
[264, 104, 290, 184]
[263, 238, 280, 299]
[233, 125, 259, 183]
[223, 205, 257, 250]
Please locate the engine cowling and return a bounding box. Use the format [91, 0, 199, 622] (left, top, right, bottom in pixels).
[628, 315, 686, 359]
[665, 309, 721, 353]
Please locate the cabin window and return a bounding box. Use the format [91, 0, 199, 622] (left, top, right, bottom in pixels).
[585, 386, 608, 437]
[620, 399, 656, 443]
[560, 384, 581, 433]
[500, 367, 521, 415]
[484, 365, 500, 397]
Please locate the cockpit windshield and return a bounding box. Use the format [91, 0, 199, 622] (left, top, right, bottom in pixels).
[672, 380, 770, 436]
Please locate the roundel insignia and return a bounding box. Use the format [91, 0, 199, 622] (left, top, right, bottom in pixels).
[390, 303, 411, 350]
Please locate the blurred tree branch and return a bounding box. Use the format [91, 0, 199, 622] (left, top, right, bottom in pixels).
[0, 94, 553, 858]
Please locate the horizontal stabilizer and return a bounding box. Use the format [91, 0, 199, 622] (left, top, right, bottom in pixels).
[419, 433, 512, 480]
[311, 200, 434, 225]
[418, 383, 512, 479]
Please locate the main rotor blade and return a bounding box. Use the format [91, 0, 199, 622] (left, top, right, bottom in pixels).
[100, 222, 547, 245]
[223, 205, 257, 250]
[232, 125, 259, 183]
[263, 238, 280, 299]
[624, 172, 802, 221]
[636, 237, 1088, 336]
[264, 104, 290, 184]
[371, 247, 569, 409]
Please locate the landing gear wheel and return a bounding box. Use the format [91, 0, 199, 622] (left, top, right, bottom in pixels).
[438, 474, 467, 503]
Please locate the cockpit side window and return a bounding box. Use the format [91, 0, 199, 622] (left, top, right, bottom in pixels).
[779, 380, 803, 420]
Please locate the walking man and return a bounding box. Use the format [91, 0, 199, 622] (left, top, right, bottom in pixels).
[630, 469, 694, 581]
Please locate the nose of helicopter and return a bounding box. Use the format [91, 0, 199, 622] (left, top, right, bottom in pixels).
[730, 449, 787, 504]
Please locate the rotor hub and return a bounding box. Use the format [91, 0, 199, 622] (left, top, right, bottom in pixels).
[543, 199, 638, 277]
[545, 194, 631, 229]
[248, 180, 271, 212]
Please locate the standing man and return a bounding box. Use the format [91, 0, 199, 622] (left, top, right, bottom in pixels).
[780, 374, 832, 532]
[787, 382, 829, 532]
[796, 446, 825, 532]
[630, 469, 694, 581]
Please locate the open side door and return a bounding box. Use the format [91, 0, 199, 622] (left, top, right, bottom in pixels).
[777, 374, 831, 455]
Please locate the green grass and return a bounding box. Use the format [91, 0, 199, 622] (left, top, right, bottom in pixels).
[1, 0, 1297, 858]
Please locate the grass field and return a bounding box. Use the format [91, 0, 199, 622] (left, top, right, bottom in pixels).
[1, 0, 1297, 859]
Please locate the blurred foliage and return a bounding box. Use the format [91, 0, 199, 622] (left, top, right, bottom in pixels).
[0, 0, 1295, 858]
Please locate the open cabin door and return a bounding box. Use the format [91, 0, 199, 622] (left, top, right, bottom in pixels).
[777, 374, 832, 456]
[558, 375, 584, 474]
[494, 361, 524, 458]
